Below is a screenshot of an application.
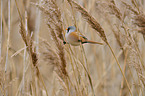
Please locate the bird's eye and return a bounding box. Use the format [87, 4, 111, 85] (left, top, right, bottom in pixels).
[67, 28, 70, 33]
[68, 28, 70, 31]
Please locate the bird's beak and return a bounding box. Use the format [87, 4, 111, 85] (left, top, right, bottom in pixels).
[66, 28, 67, 30]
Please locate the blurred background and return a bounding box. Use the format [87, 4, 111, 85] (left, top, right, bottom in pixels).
[0, 0, 145, 96]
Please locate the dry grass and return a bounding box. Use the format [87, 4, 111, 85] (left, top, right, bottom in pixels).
[0, 0, 145, 96]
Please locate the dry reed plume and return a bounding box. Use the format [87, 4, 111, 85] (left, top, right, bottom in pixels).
[68, 0, 134, 95]
[70, 0, 108, 44]
[135, 14, 145, 40]
[104, 0, 145, 95]
[15, 0, 49, 95]
[16, 1, 39, 76]
[122, 0, 145, 88]
[33, 0, 68, 79]
[0, 0, 145, 96]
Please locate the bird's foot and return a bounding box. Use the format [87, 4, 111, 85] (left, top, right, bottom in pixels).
[63, 41, 66, 44]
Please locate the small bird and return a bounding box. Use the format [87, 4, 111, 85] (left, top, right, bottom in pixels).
[64, 26, 103, 46]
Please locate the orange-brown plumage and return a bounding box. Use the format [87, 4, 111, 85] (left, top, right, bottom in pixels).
[69, 32, 86, 42]
[65, 26, 103, 46]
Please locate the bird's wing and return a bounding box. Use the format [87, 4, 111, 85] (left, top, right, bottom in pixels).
[79, 35, 88, 40]
[69, 32, 87, 42]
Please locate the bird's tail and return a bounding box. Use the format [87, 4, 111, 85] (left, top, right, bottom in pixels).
[84, 40, 103, 45]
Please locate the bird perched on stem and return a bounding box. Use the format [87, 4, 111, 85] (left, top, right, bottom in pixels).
[64, 26, 103, 46]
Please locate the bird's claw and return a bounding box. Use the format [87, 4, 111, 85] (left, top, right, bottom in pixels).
[63, 41, 66, 44]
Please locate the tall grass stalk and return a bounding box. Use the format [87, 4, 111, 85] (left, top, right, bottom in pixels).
[0, 0, 2, 57]
[35, 0, 42, 53]
[68, 45, 95, 95]
[5, 0, 11, 73]
[66, 48, 83, 96]
[107, 43, 133, 96]
[119, 49, 128, 96]
[22, 11, 28, 95]
[1, 0, 145, 95]
[67, 1, 95, 95]
[15, 0, 48, 96]
[3, 0, 11, 95]
[70, 0, 133, 95]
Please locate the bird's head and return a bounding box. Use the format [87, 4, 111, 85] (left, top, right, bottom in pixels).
[66, 26, 76, 33]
